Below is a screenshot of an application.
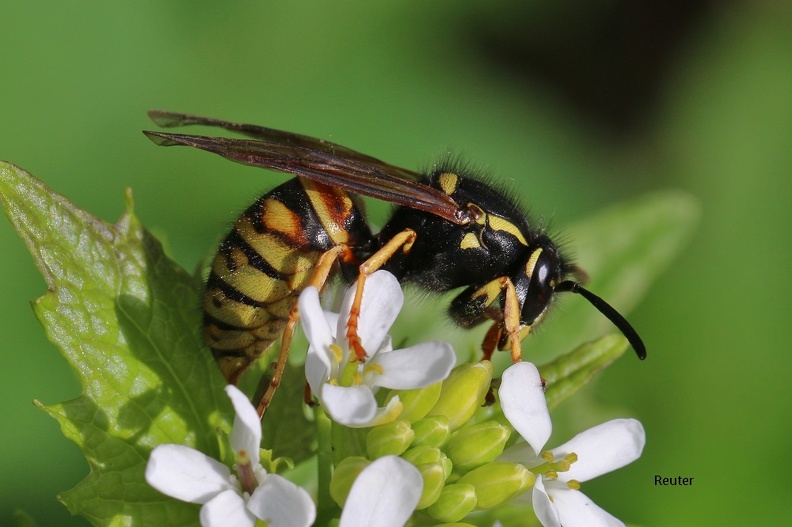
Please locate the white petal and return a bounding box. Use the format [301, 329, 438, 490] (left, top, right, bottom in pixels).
[321, 383, 378, 426]
[227, 385, 262, 467]
[548, 487, 624, 527]
[365, 394, 403, 427]
[552, 419, 645, 483]
[323, 310, 340, 337]
[338, 270, 403, 355]
[339, 456, 422, 527]
[200, 489, 256, 527]
[499, 362, 552, 455]
[532, 478, 561, 527]
[145, 444, 233, 504]
[378, 334, 394, 354]
[299, 286, 335, 370]
[247, 474, 317, 527]
[367, 341, 456, 389]
[305, 348, 330, 396]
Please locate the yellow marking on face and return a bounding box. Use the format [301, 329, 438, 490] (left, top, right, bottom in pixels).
[524, 248, 543, 279]
[301, 179, 354, 244]
[460, 232, 481, 250]
[488, 215, 529, 246]
[438, 172, 459, 196]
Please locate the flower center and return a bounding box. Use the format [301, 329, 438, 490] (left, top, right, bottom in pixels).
[339, 360, 361, 387]
[530, 450, 580, 489]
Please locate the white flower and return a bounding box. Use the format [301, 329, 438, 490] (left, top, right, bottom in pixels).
[299, 270, 456, 427]
[338, 455, 423, 527]
[499, 362, 646, 527]
[145, 385, 316, 527]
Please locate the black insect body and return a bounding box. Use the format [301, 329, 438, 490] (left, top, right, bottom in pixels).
[144, 111, 646, 416]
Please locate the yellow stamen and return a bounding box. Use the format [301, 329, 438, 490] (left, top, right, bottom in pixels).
[330, 343, 344, 364]
[365, 363, 384, 376]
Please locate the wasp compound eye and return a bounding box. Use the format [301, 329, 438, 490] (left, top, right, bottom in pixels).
[513, 248, 560, 326]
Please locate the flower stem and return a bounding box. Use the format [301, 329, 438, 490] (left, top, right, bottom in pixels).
[315, 406, 338, 524]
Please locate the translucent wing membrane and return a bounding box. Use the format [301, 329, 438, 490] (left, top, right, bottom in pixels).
[145, 111, 465, 224]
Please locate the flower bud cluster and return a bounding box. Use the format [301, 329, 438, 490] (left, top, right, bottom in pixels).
[330, 361, 534, 523]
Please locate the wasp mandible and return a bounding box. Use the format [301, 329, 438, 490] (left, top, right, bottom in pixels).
[144, 111, 646, 416]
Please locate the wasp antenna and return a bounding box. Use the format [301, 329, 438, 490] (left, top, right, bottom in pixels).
[556, 281, 647, 360]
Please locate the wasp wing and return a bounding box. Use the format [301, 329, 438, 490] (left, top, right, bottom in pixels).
[148, 110, 422, 184]
[145, 116, 466, 224]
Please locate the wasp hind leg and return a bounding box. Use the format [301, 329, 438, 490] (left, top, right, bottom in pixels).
[255, 244, 352, 417]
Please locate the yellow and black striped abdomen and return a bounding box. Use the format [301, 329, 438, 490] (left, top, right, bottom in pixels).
[203, 177, 372, 384]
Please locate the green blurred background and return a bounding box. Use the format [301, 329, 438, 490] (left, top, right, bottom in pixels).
[2, 1, 791, 525]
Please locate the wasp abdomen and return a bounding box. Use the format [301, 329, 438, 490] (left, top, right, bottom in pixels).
[203, 178, 370, 384]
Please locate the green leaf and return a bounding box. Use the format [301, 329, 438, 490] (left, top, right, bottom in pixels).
[0, 162, 232, 526]
[12, 510, 39, 527]
[539, 334, 628, 410]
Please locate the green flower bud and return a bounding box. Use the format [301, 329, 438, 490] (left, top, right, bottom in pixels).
[402, 446, 453, 480]
[386, 381, 443, 422]
[329, 456, 369, 508]
[426, 483, 478, 523]
[457, 462, 535, 509]
[446, 420, 511, 471]
[402, 445, 443, 465]
[428, 361, 493, 430]
[411, 415, 451, 448]
[415, 461, 447, 510]
[366, 419, 414, 459]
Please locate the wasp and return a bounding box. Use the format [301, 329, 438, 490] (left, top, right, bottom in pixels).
[144, 111, 645, 416]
